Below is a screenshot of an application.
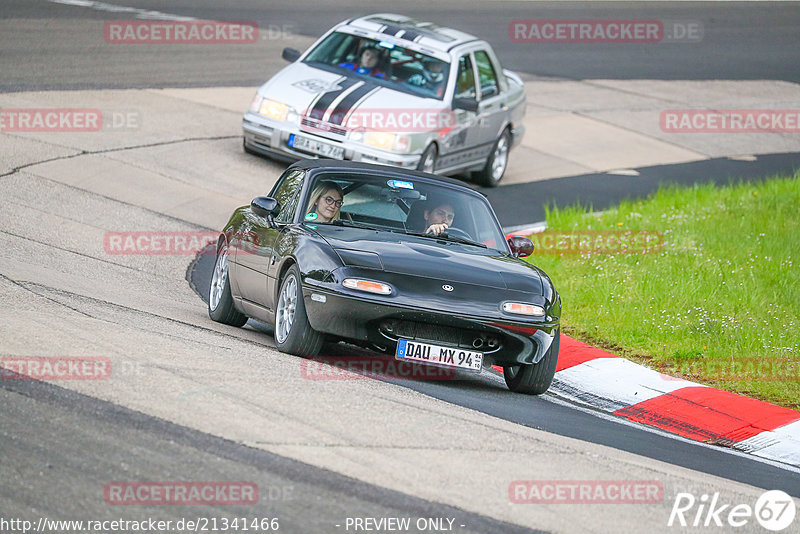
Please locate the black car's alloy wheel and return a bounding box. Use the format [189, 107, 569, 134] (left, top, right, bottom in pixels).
[503, 329, 559, 394]
[274, 264, 324, 357]
[208, 243, 248, 327]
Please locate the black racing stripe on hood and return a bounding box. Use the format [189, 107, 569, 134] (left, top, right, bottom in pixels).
[381, 24, 402, 36]
[328, 83, 378, 125]
[400, 30, 420, 42]
[308, 78, 357, 120]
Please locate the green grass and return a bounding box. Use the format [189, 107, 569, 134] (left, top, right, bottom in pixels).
[525, 172, 800, 409]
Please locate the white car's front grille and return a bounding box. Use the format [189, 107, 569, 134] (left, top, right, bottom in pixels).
[301, 116, 347, 136]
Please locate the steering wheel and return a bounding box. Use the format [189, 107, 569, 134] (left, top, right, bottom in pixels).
[443, 227, 472, 241]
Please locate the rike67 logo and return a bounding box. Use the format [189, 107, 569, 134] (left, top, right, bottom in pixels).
[668, 490, 796, 531]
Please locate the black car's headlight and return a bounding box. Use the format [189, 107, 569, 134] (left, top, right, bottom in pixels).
[502, 302, 545, 317]
[343, 278, 393, 295]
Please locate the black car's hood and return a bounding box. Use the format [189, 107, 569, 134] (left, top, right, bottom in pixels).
[312, 226, 544, 295]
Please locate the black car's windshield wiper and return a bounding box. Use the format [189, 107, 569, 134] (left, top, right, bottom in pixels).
[329, 219, 379, 231]
[405, 231, 487, 249]
[328, 221, 487, 248]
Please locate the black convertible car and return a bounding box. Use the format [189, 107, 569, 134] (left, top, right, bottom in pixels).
[209, 160, 561, 394]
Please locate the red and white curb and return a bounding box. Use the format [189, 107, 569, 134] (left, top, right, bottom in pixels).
[502, 225, 800, 468]
[549, 335, 800, 469]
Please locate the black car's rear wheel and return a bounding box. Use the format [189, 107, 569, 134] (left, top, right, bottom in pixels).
[274, 264, 323, 357]
[504, 329, 559, 394]
[208, 243, 248, 327]
[474, 129, 510, 187]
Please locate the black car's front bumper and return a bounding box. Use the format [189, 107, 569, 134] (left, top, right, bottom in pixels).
[301, 284, 559, 367]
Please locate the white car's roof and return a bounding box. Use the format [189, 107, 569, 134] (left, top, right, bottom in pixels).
[340, 13, 479, 53]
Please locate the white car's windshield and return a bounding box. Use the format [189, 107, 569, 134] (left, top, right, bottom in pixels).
[304, 32, 450, 100]
[302, 173, 509, 253]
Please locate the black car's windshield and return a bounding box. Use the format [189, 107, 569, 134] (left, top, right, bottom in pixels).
[303, 31, 450, 100]
[302, 173, 508, 253]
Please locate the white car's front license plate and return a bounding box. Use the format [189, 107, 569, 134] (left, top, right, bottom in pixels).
[395, 339, 483, 372]
[288, 134, 344, 159]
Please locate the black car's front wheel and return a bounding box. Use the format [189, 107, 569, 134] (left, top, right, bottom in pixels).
[274, 264, 324, 357]
[208, 242, 248, 327]
[503, 329, 559, 394]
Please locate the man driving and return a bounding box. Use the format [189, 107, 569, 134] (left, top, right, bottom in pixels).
[422, 201, 455, 236]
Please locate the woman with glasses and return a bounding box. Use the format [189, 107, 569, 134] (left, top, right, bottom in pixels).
[305, 180, 344, 223]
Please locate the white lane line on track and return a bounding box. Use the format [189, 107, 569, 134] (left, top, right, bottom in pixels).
[480, 369, 800, 474]
[503, 221, 546, 235]
[48, 0, 196, 21]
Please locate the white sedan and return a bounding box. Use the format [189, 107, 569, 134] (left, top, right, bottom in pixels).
[242, 13, 526, 186]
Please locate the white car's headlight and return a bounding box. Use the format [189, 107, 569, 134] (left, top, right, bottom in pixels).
[362, 132, 410, 152]
[502, 302, 545, 317]
[258, 99, 290, 121]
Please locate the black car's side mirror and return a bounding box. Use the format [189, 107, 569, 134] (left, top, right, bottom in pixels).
[282, 47, 301, 62]
[251, 196, 281, 227]
[508, 235, 534, 258]
[453, 97, 479, 113]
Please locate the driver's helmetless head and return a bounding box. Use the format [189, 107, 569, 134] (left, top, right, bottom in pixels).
[425, 203, 455, 226]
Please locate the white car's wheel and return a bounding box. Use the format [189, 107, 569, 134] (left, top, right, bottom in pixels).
[474, 129, 510, 187]
[417, 144, 438, 174]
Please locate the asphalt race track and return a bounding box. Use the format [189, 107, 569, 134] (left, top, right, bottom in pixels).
[2, 2, 800, 533]
[3, 0, 800, 91]
[485, 152, 800, 228]
[187, 253, 800, 497]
